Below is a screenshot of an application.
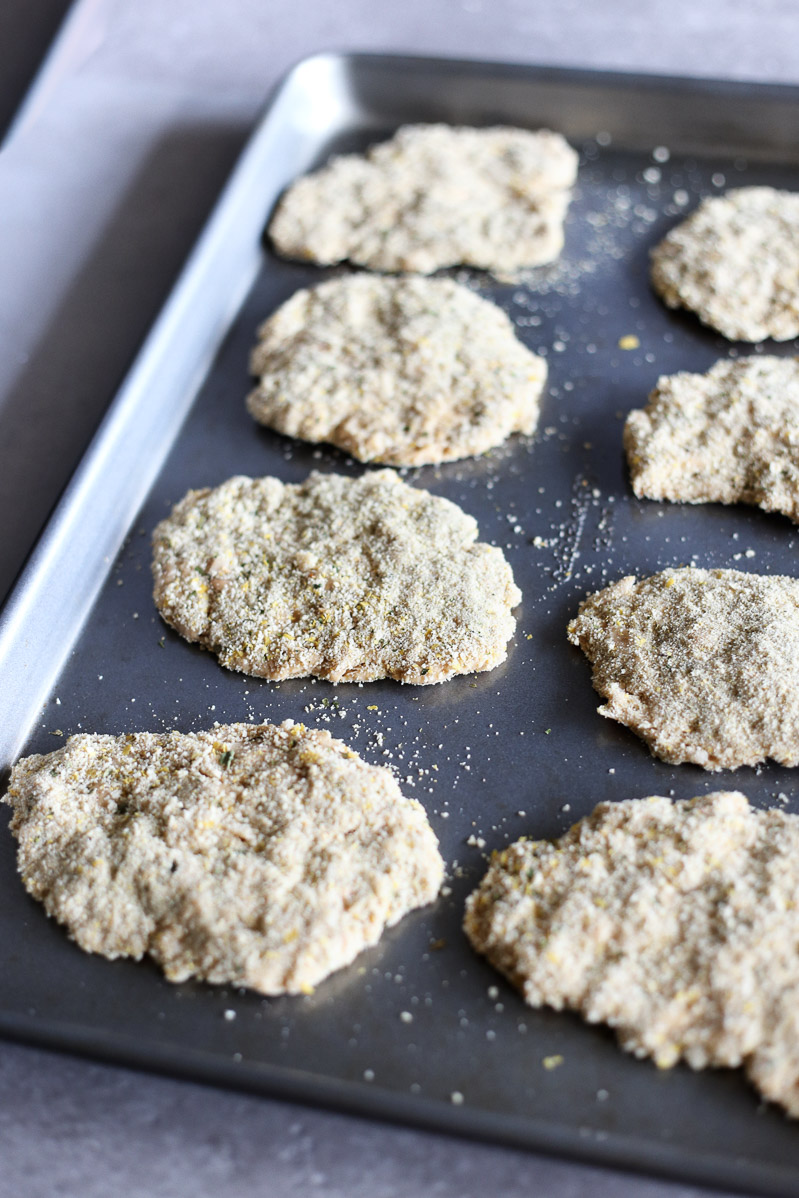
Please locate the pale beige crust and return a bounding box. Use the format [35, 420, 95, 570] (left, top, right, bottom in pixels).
[152, 470, 521, 684]
[269, 123, 578, 276]
[464, 791, 799, 1118]
[4, 721, 444, 995]
[247, 275, 547, 466]
[651, 187, 799, 341]
[625, 357, 799, 522]
[567, 567, 799, 770]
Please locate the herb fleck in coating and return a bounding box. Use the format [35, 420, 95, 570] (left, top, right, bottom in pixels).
[5, 721, 444, 995]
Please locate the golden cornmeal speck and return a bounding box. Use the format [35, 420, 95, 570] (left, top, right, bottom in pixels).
[464, 791, 799, 1118]
[625, 357, 799, 524]
[567, 567, 799, 770]
[269, 123, 578, 276]
[152, 470, 521, 684]
[4, 721, 444, 996]
[651, 187, 799, 341]
[247, 275, 547, 467]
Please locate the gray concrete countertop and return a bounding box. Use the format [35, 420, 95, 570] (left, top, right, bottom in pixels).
[2, 2, 799, 1194]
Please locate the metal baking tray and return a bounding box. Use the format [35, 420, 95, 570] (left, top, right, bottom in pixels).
[2, 52, 799, 1195]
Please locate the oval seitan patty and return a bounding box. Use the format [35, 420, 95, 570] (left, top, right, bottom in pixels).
[247, 274, 546, 467]
[568, 566, 799, 770]
[465, 790, 799, 1119]
[269, 123, 578, 276]
[152, 470, 521, 685]
[5, 721, 444, 995]
[651, 187, 799, 341]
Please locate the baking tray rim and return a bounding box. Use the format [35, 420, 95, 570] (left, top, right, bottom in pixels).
[0, 1009, 792, 1198]
[3, 49, 799, 1196]
[325, 46, 799, 102]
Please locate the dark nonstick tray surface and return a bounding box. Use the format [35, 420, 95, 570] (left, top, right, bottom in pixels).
[2, 53, 799, 1195]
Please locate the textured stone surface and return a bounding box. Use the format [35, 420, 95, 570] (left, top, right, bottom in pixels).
[0, 1040, 733, 1198]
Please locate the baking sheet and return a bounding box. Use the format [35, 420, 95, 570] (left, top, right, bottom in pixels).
[2, 53, 799, 1194]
